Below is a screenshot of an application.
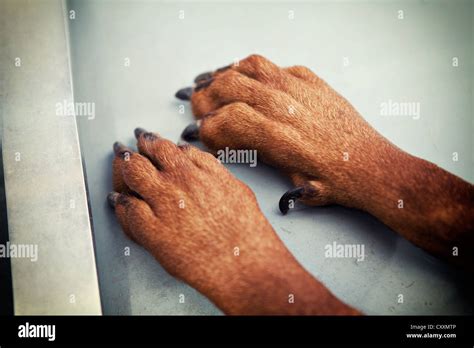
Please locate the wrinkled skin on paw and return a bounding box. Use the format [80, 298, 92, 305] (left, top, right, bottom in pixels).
[179, 54, 389, 208]
[109, 130, 359, 315]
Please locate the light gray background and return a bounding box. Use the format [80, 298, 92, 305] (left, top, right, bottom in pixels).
[67, 0, 473, 315]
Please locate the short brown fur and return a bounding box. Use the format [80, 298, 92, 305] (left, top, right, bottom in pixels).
[110, 55, 473, 315]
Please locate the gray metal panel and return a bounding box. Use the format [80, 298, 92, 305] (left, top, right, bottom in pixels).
[0, 0, 101, 314]
[67, 0, 473, 315]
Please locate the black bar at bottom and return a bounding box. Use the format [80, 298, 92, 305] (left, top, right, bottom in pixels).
[0, 315, 472, 345]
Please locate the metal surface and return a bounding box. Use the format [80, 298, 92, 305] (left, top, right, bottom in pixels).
[66, 0, 473, 315]
[0, 0, 102, 314]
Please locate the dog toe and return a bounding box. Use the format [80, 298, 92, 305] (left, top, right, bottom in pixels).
[279, 173, 333, 214]
[135, 128, 193, 171]
[111, 192, 159, 246]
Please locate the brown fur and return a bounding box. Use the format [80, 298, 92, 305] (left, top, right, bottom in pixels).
[110, 54, 473, 315]
[111, 136, 359, 315]
[190, 54, 474, 269]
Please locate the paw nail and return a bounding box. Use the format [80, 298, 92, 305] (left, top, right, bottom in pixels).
[194, 78, 213, 92]
[194, 72, 213, 83]
[279, 187, 305, 215]
[107, 192, 120, 208]
[181, 121, 201, 141]
[134, 127, 147, 139]
[175, 87, 193, 100]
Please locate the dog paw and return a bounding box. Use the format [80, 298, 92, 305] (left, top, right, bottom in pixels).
[108, 128, 285, 290]
[176, 55, 384, 212]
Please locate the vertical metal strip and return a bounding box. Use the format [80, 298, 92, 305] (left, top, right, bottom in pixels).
[0, 0, 102, 314]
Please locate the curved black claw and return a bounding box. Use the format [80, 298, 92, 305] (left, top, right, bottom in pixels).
[175, 87, 193, 101]
[181, 121, 201, 141]
[279, 187, 305, 215]
[194, 71, 213, 83]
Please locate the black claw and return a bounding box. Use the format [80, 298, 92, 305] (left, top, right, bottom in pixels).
[194, 72, 213, 84]
[181, 122, 200, 141]
[194, 78, 214, 92]
[175, 87, 193, 100]
[279, 187, 305, 215]
[134, 127, 147, 139]
[107, 192, 120, 208]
